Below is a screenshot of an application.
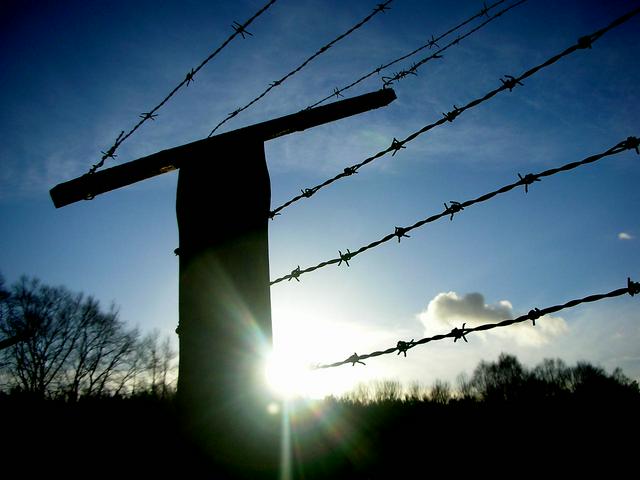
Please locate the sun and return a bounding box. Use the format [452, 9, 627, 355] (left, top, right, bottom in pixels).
[263, 304, 385, 399]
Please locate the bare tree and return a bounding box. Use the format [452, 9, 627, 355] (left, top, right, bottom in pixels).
[0, 277, 86, 397]
[0, 276, 141, 398]
[159, 335, 178, 398]
[405, 381, 427, 402]
[65, 304, 140, 399]
[429, 380, 451, 405]
[371, 379, 402, 403]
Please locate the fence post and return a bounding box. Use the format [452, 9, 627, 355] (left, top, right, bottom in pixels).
[175, 137, 277, 476]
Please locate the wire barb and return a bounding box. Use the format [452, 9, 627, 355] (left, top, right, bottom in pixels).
[232, 21, 253, 39]
[374, 2, 392, 13]
[268, 210, 280, 220]
[390, 137, 406, 156]
[396, 339, 415, 357]
[139, 112, 158, 121]
[527, 308, 542, 326]
[577, 35, 593, 49]
[209, 0, 394, 136]
[500, 74, 524, 91]
[622, 136, 640, 154]
[185, 68, 196, 86]
[301, 188, 316, 198]
[333, 87, 344, 99]
[100, 146, 118, 160]
[518, 173, 541, 193]
[452, 323, 468, 343]
[444, 201, 464, 220]
[347, 353, 366, 366]
[427, 34, 439, 49]
[394, 227, 410, 243]
[338, 249, 354, 267]
[272, 2, 640, 218]
[84, 0, 278, 174]
[480, 2, 491, 17]
[443, 106, 461, 122]
[343, 166, 359, 176]
[288, 266, 302, 282]
[271, 137, 638, 286]
[315, 277, 640, 369]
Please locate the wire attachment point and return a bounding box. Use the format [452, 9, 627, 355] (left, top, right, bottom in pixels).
[394, 226, 410, 243]
[268, 210, 280, 220]
[628, 277, 640, 296]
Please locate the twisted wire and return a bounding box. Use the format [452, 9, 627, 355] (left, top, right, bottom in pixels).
[307, 0, 512, 109]
[315, 277, 640, 369]
[271, 136, 639, 285]
[270, 6, 640, 218]
[87, 0, 279, 174]
[207, 0, 395, 137]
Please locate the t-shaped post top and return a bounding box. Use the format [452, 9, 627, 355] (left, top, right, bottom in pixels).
[50, 88, 396, 208]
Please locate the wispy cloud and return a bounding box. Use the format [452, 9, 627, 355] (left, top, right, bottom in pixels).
[418, 291, 568, 347]
[618, 232, 634, 241]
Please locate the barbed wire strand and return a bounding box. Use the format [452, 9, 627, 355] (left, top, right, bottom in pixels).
[269, 6, 640, 219]
[307, 0, 514, 109]
[380, 0, 528, 88]
[271, 135, 640, 284]
[87, 0, 279, 175]
[314, 277, 640, 369]
[207, 0, 395, 137]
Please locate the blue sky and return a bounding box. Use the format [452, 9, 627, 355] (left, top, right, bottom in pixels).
[1, 0, 639, 397]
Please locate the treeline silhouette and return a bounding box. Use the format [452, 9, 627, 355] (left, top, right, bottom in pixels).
[0, 274, 177, 399]
[1, 274, 638, 478]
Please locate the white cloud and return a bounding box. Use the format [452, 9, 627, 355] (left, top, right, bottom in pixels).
[618, 232, 634, 240]
[417, 291, 568, 347]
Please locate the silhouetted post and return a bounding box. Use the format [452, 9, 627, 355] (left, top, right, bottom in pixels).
[175, 137, 277, 476]
[49, 88, 397, 477]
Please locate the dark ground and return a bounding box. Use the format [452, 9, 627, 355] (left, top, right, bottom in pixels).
[2, 392, 637, 479]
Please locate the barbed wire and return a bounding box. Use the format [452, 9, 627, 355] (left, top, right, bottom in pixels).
[313, 277, 640, 369]
[269, 5, 640, 220]
[87, 0, 279, 175]
[380, 0, 528, 88]
[207, 0, 395, 137]
[271, 135, 639, 285]
[306, 0, 515, 109]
